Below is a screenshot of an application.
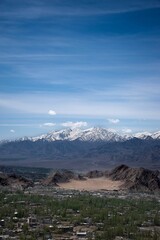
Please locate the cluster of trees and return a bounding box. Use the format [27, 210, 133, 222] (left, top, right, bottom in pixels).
[0, 191, 160, 239]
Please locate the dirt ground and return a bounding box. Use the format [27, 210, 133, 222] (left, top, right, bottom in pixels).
[58, 177, 124, 191]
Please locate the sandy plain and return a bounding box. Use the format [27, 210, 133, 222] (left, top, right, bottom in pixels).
[58, 177, 124, 191]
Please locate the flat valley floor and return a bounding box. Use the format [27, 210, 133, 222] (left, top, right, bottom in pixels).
[58, 177, 124, 191]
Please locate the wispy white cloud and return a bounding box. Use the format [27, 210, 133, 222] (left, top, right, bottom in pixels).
[0, 54, 79, 59]
[92, 81, 160, 99]
[1, 0, 160, 20]
[10, 129, 15, 133]
[0, 78, 160, 119]
[108, 118, 120, 124]
[0, 124, 38, 127]
[43, 122, 56, 127]
[61, 121, 87, 128]
[48, 110, 56, 115]
[122, 128, 132, 133]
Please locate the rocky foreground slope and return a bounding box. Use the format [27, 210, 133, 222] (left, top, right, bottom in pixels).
[0, 172, 33, 189]
[109, 164, 160, 192]
[0, 164, 159, 192]
[43, 169, 85, 186]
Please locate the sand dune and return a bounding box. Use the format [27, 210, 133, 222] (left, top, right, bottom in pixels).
[58, 177, 124, 191]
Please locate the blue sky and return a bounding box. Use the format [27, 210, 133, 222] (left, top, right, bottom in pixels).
[0, 0, 160, 139]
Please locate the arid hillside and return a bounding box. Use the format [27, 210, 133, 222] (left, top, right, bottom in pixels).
[43, 165, 160, 192]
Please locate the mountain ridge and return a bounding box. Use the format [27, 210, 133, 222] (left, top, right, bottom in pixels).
[42, 165, 160, 192]
[0, 127, 160, 144]
[20, 127, 129, 142]
[2, 127, 160, 143]
[0, 127, 160, 170]
[21, 128, 160, 142]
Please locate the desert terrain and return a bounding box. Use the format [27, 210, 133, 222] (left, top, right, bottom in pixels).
[58, 177, 124, 191]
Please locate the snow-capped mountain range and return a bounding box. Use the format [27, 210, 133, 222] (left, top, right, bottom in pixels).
[18, 127, 160, 143]
[1, 127, 160, 170]
[29, 127, 125, 142]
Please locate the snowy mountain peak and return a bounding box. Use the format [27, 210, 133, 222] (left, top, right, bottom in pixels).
[134, 131, 160, 140]
[29, 127, 127, 142]
[134, 132, 152, 140]
[74, 127, 123, 142]
[12, 128, 160, 143]
[151, 131, 160, 139]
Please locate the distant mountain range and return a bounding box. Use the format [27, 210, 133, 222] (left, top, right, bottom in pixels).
[17, 127, 160, 142]
[0, 127, 160, 170]
[26, 127, 128, 142]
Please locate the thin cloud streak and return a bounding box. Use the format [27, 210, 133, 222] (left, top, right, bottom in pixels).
[122, 128, 132, 133]
[0, 124, 39, 127]
[10, 129, 15, 133]
[0, 90, 160, 119]
[90, 82, 160, 101]
[48, 110, 56, 116]
[61, 121, 87, 128]
[108, 119, 120, 124]
[1, 1, 160, 20]
[0, 54, 82, 59]
[0, 0, 160, 139]
[43, 122, 56, 127]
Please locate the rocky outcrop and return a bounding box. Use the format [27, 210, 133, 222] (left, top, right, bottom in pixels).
[86, 170, 104, 178]
[0, 172, 33, 189]
[43, 169, 85, 186]
[109, 164, 160, 192]
[43, 165, 160, 192]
